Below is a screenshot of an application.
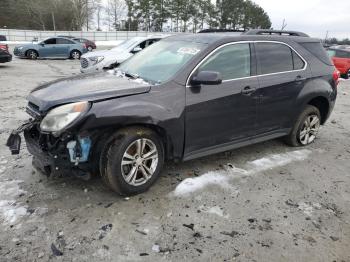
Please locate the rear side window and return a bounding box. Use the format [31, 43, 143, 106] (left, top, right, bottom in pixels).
[292, 51, 305, 70]
[57, 38, 74, 44]
[256, 42, 294, 74]
[198, 43, 251, 80]
[335, 50, 350, 59]
[299, 42, 333, 65]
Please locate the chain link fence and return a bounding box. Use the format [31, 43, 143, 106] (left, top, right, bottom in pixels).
[0, 29, 178, 42]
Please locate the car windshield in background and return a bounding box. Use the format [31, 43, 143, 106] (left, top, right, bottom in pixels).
[118, 40, 207, 84]
[113, 39, 140, 50]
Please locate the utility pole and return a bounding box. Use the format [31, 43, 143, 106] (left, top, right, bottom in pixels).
[51, 12, 56, 31]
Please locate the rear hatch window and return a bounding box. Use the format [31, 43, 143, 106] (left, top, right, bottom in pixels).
[299, 42, 333, 65]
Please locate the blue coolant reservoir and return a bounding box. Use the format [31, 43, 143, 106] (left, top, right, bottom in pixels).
[66, 137, 92, 163]
[78, 137, 91, 162]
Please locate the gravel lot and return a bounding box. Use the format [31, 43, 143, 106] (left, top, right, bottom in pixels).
[0, 50, 350, 262]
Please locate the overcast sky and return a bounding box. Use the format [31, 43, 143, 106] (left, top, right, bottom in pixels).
[254, 0, 350, 39]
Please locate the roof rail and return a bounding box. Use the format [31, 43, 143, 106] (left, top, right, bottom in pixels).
[198, 29, 246, 34]
[244, 29, 309, 37]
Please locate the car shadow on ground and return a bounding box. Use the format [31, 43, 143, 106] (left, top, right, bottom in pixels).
[29, 137, 292, 201]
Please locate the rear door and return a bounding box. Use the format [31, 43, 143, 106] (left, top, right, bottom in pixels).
[56, 38, 73, 57]
[185, 43, 259, 154]
[254, 42, 309, 134]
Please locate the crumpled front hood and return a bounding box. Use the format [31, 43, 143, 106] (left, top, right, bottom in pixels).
[28, 72, 151, 112]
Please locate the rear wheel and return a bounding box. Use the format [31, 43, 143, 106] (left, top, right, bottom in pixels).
[100, 127, 164, 196]
[27, 50, 38, 60]
[70, 50, 81, 60]
[285, 105, 321, 147]
[87, 46, 93, 52]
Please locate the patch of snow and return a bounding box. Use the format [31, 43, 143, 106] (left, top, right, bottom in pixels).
[172, 150, 312, 197]
[152, 244, 160, 253]
[0, 180, 28, 225]
[200, 205, 229, 219]
[172, 171, 233, 197]
[246, 149, 312, 173]
[298, 202, 321, 217]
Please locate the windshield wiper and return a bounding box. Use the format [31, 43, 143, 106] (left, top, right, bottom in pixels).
[124, 71, 139, 79]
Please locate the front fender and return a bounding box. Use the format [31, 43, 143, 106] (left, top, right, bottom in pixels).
[76, 84, 186, 159]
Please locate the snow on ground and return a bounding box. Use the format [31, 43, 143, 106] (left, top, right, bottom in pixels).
[173, 149, 312, 197]
[0, 180, 27, 225]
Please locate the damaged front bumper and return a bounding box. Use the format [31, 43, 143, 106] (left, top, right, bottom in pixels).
[6, 120, 96, 179]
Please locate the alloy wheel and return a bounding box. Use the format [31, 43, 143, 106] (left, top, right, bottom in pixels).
[347, 70, 350, 79]
[29, 51, 37, 59]
[87, 46, 93, 52]
[71, 51, 80, 59]
[299, 114, 320, 145]
[121, 138, 159, 186]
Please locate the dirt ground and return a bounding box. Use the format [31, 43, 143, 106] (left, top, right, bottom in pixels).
[0, 48, 350, 262]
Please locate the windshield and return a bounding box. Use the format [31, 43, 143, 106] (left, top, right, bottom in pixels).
[112, 38, 140, 50]
[118, 40, 207, 84]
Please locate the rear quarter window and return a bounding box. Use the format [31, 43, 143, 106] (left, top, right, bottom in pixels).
[299, 42, 333, 65]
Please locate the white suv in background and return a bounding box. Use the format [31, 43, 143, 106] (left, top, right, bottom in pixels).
[80, 35, 168, 73]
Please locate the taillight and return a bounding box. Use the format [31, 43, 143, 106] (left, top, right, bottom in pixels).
[0, 44, 8, 52]
[333, 69, 340, 87]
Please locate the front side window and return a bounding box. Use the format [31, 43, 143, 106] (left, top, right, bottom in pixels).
[197, 43, 251, 80]
[119, 40, 207, 84]
[43, 38, 56, 45]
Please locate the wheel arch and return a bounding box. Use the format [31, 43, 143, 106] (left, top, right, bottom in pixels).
[307, 96, 330, 125]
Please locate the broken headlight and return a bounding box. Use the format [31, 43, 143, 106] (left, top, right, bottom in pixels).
[40, 101, 90, 133]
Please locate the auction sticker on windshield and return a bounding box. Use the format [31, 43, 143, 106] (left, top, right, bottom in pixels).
[177, 47, 201, 55]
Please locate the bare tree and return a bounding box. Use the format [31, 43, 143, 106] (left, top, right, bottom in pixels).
[105, 0, 127, 30]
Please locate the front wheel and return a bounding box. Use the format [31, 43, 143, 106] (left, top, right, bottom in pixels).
[27, 50, 38, 60]
[100, 127, 164, 196]
[285, 105, 321, 147]
[346, 69, 350, 79]
[70, 50, 81, 60]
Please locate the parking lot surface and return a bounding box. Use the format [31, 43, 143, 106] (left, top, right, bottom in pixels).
[0, 51, 350, 261]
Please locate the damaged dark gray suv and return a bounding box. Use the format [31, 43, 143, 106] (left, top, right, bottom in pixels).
[7, 32, 338, 195]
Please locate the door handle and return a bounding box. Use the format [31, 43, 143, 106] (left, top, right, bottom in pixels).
[241, 86, 256, 95]
[295, 75, 306, 81]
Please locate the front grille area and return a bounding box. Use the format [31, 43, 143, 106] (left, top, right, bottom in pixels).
[81, 58, 89, 68]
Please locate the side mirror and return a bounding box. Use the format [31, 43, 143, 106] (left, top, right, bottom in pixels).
[190, 71, 222, 86]
[39, 43, 45, 46]
[131, 47, 142, 53]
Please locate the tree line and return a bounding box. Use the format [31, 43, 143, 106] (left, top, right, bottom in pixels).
[0, 0, 271, 32]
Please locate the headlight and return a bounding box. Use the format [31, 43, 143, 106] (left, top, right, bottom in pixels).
[88, 56, 104, 65]
[40, 101, 90, 133]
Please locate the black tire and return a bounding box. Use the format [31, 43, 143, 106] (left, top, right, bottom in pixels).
[87, 46, 93, 52]
[345, 69, 350, 79]
[27, 49, 38, 60]
[100, 127, 164, 196]
[285, 105, 321, 147]
[70, 50, 81, 60]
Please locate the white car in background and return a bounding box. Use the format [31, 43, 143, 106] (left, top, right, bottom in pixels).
[80, 35, 168, 73]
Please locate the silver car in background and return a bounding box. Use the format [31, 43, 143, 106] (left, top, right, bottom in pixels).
[80, 35, 169, 73]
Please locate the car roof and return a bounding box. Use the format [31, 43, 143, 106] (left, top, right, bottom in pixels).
[165, 33, 321, 45]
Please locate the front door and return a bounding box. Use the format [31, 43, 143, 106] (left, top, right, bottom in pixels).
[39, 38, 57, 57]
[185, 43, 258, 155]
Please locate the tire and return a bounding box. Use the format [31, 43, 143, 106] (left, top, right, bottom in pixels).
[27, 50, 38, 60]
[345, 69, 350, 79]
[100, 127, 164, 196]
[87, 46, 93, 52]
[285, 105, 321, 147]
[70, 50, 81, 60]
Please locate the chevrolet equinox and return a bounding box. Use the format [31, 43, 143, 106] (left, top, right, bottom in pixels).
[7, 32, 338, 195]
